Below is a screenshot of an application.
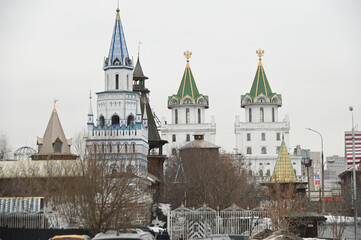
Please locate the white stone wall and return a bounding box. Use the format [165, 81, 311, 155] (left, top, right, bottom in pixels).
[104, 67, 133, 91]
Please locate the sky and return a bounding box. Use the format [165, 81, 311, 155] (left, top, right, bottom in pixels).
[0, 0, 360, 158]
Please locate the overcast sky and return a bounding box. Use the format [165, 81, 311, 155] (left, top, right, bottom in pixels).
[0, 0, 360, 158]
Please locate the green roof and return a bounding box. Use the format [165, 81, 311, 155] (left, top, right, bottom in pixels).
[248, 61, 274, 99]
[173, 62, 200, 101]
[271, 141, 297, 182]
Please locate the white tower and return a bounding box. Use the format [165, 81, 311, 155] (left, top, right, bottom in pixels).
[160, 51, 216, 156]
[234, 49, 301, 179]
[86, 8, 149, 178]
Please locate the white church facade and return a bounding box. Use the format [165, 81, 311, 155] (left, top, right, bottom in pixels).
[86, 7, 149, 178]
[160, 51, 216, 156]
[235, 50, 302, 179]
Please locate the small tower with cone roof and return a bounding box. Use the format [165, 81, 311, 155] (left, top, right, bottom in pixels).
[33, 103, 77, 160]
[160, 51, 216, 156]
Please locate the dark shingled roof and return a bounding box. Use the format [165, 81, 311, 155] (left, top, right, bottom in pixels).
[133, 57, 148, 81]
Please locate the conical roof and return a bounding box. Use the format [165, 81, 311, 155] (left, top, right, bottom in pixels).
[38, 107, 71, 155]
[271, 140, 297, 182]
[105, 8, 130, 66]
[133, 57, 148, 80]
[174, 60, 200, 101]
[249, 60, 274, 99]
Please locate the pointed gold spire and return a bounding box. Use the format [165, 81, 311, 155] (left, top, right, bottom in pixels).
[256, 48, 264, 62]
[89, 90, 92, 100]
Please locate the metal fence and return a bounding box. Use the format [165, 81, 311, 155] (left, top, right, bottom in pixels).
[0, 214, 46, 229]
[168, 204, 270, 240]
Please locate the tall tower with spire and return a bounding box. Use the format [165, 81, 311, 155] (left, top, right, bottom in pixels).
[86, 7, 149, 178]
[160, 51, 216, 156]
[235, 50, 301, 179]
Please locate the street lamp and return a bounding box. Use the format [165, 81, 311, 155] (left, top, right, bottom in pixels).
[306, 127, 325, 213]
[349, 106, 358, 240]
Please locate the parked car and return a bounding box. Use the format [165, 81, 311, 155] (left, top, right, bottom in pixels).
[92, 230, 155, 240]
[50, 235, 91, 240]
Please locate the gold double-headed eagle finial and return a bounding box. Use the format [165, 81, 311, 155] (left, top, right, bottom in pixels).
[256, 48, 264, 61]
[184, 50, 192, 62]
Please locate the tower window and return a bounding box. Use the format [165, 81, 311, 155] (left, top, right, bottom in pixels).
[259, 170, 263, 177]
[247, 147, 252, 154]
[260, 107, 264, 122]
[198, 109, 201, 123]
[186, 108, 190, 124]
[132, 144, 135, 153]
[186, 134, 190, 142]
[261, 147, 267, 154]
[127, 115, 134, 126]
[53, 138, 62, 153]
[117, 144, 120, 153]
[99, 115, 105, 128]
[172, 148, 177, 155]
[111, 115, 120, 125]
[172, 134, 176, 142]
[262, 133, 266, 141]
[115, 74, 119, 89]
[101, 144, 105, 153]
[125, 144, 128, 153]
[272, 107, 275, 122]
[249, 108, 252, 122]
[127, 75, 129, 90]
[266, 170, 271, 176]
[277, 132, 281, 140]
[109, 144, 112, 153]
[93, 145, 97, 153]
[247, 133, 251, 141]
[175, 109, 178, 124]
[276, 146, 280, 154]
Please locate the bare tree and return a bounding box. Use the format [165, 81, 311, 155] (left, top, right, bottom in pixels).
[0, 132, 11, 160]
[162, 149, 265, 209]
[51, 152, 151, 235]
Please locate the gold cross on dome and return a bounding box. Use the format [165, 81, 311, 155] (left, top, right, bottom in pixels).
[184, 50, 192, 62]
[256, 48, 264, 61]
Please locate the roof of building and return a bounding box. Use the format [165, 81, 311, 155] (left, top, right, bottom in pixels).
[0, 197, 43, 214]
[133, 57, 148, 80]
[271, 140, 297, 182]
[105, 8, 131, 67]
[36, 107, 72, 155]
[0, 159, 83, 178]
[180, 139, 220, 150]
[169, 51, 208, 103]
[242, 49, 281, 102]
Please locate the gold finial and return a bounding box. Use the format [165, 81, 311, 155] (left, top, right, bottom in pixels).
[53, 99, 59, 112]
[256, 48, 264, 61]
[89, 91, 92, 100]
[184, 50, 192, 62]
[256, 49, 264, 61]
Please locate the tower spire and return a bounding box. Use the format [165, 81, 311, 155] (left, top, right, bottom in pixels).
[256, 48, 264, 62]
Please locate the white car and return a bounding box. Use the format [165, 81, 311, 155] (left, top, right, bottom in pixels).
[92, 230, 155, 240]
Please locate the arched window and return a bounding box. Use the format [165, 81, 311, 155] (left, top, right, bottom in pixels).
[117, 144, 120, 153]
[101, 144, 105, 153]
[186, 134, 190, 142]
[276, 146, 280, 154]
[198, 109, 201, 123]
[93, 145, 97, 153]
[127, 115, 134, 126]
[247, 133, 251, 141]
[186, 108, 190, 124]
[261, 147, 267, 154]
[99, 115, 105, 128]
[125, 144, 128, 153]
[266, 170, 271, 176]
[259, 170, 263, 177]
[272, 108, 275, 122]
[111, 115, 120, 125]
[260, 107, 264, 122]
[53, 138, 62, 153]
[249, 108, 252, 122]
[249, 170, 253, 176]
[109, 144, 112, 153]
[175, 109, 178, 124]
[115, 74, 119, 89]
[247, 147, 252, 154]
[127, 75, 129, 90]
[132, 144, 135, 153]
[262, 133, 266, 141]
